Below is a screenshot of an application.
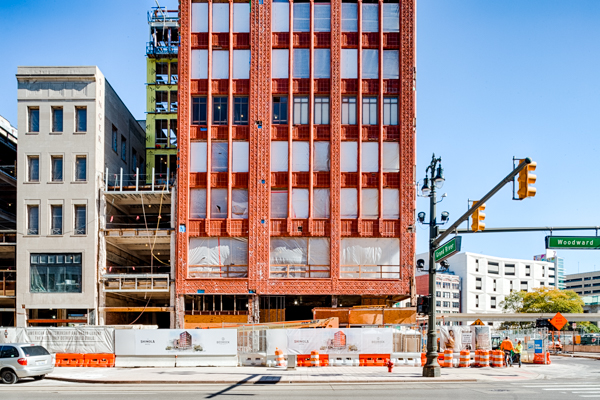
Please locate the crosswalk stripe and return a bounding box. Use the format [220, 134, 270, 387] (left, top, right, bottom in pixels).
[543, 388, 600, 391]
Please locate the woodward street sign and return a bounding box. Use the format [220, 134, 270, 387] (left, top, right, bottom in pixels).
[434, 236, 462, 263]
[546, 236, 600, 249]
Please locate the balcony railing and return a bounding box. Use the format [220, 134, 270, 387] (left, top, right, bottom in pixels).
[0, 269, 16, 297]
[105, 167, 173, 192]
[102, 274, 170, 292]
[146, 42, 179, 57]
[188, 265, 248, 278]
[270, 265, 330, 279]
[340, 265, 401, 279]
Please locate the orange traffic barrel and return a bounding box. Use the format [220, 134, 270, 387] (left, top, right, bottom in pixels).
[275, 348, 285, 368]
[479, 350, 490, 367]
[443, 349, 453, 368]
[459, 350, 470, 368]
[310, 350, 320, 367]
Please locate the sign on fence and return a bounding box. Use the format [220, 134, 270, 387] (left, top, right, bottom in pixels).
[115, 329, 237, 356]
[286, 328, 393, 355]
[2, 328, 115, 354]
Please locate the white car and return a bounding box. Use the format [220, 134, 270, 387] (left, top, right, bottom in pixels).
[0, 343, 54, 384]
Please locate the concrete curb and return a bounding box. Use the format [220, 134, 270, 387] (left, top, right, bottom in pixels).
[555, 354, 600, 360]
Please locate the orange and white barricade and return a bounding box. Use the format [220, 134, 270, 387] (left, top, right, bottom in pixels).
[491, 350, 503, 367]
[459, 350, 470, 368]
[275, 348, 285, 368]
[479, 350, 490, 367]
[310, 350, 320, 367]
[443, 349, 453, 368]
[473, 350, 480, 367]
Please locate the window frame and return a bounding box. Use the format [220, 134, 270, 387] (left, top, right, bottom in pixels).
[383, 97, 398, 126]
[75, 107, 87, 133]
[192, 97, 207, 125]
[362, 97, 377, 125]
[29, 253, 82, 294]
[293, 96, 309, 125]
[213, 96, 228, 125]
[27, 205, 39, 235]
[314, 97, 330, 125]
[50, 205, 63, 236]
[121, 135, 127, 163]
[51, 107, 63, 133]
[27, 155, 40, 183]
[272, 96, 288, 125]
[74, 205, 87, 235]
[28, 107, 40, 133]
[112, 126, 118, 153]
[233, 97, 249, 125]
[342, 97, 357, 125]
[75, 156, 87, 182]
[51, 155, 63, 182]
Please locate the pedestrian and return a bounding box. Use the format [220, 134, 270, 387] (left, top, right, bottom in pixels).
[500, 336, 514, 367]
[514, 340, 523, 368]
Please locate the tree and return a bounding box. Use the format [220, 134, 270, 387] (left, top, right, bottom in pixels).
[500, 287, 584, 314]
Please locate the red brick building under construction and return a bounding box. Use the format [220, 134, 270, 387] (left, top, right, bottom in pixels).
[176, 0, 416, 327]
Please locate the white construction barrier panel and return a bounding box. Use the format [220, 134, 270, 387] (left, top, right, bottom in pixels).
[286, 328, 393, 355]
[115, 329, 237, 356]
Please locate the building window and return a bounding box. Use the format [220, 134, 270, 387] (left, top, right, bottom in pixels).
[505, 264, 515, 276]
[132, 149, 137, 172]
[51, 156, 63, 182]
[121, 136, 127, 162]
[293, 3, 310, 32]
[233, 97, 249, 125]
[272, 49, 289, 79]
[75, 107, 87, 132]
[443, 301, 450, 308]
[453, 292, 460, 299]
[28, 107, 39, 132]
[170, 120, 177, 146]
[510, 280, 514, 292]
[475, 294, 479, 307]
[443, 282, 450, 289]
[436, 281, 441, 288]
[362, 97, 377, 125]
[75, 156, 86, 182]
[443, 292, 450, 298]
[293, 49, 310, 78]
[50, 205, 63, 235]
[314, 97, 329, 125]
[170, 61, 178, 83]
[155, 120, 168, 146]
[521, 281, 528, 291]
[52, 107, 63, 132]
[273, 96, 288, 124]
[342, 3, 358, 32]
[156, 62, 169, 84]
[383, 3, 400, 32]
[383, 98, 398, 125]
[362, 49, 379, 79]
[475, 259, 479, 272]
[112, 126, 118, 153]
[525, 265, 531, 276]
[475, 277, 482, 290]
[490, 296, 497, 309]
[156, 90, 168, 113]
[30, 253, 82, 293]
[170, 90, 178, 112]
[314, 3, 331, 32]
[488, 262, 499, 275]
[542, 266, 545, 277]
[452, 302, 460, 308]
[272, 2, 289, 32]
[192, 97, 207, 125]
[293, 97, 309, 125]
[74, 205, 86, 235]
[213, 97, 228, 125]
[493, 279, 497, 292]
[436, 300, 441, 307]
[362, 3, 378, 32]
[435, 291, 441, 297]
[27, 205, 39, 235]
[341, 49, 358, 79]
[233, 50, 251, 79]
[342, 97, 357, 125]
[314, 49, 331, 78]
[27, 156, 39, 182]
[383, 50, 400, 79]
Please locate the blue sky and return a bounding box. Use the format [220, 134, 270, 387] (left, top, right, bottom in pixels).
[0, 0, 599, 275]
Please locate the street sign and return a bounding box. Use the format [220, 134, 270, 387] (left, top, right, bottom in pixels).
[546, 236, 600, 249]
[471, 319, 485, 326]
[549, 312, 568, 331]
[434, 236, 462, 263]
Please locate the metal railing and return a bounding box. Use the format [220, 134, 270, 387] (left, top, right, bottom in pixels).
[0, 165, 16, 179]
[269, 265, 330, 278]
[105, 167, 172, 192]
[340, 265, 401, 279]
[102, 273, 169, 292]
[146, 42, 179, 57]
[188, 265, 249, 278]
[0, 269, 16, 297]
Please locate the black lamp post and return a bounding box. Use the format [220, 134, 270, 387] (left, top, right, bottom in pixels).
[420, 153, 447, 378]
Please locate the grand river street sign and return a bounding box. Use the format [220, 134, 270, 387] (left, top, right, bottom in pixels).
[546, 236, 600, 249]
[434, 236, 462, 263]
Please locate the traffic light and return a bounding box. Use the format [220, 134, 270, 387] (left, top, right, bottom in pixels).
[470, 201, 486, 232]
[517, 161, 537, 199]
[417, 296, 430, 315]
[536, 318, 554, 331]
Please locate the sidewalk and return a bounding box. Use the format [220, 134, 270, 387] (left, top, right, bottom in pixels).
[47, 364, 544, 384]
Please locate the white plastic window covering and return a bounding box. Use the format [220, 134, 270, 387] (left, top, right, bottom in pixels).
[314, 49, 331, 78]
[191, 50, 208, 79]
[211, 189, 228, 218]
[271, 142, 289, 172]
[190, 142, 207, 172]
[362, 49, 379, 79]
[361, 142, 379, 172]
[272, 3, 290, 32]
[314, 142, 330, 171]
[293, 3, 310, 32]
[212, 51, 229, 79]
[341, 49, 358, 79]
[211, 142, 228, 172]
[212, 3, 229, 33]
[362, 97, 378, 125]
[362, 189, 378, 219]
[340, 142, 358, 172]
[314, 4, 331, 32]
[292, 188, 309, 218]
[383, 4, 400, 32]
[293, 97, 309, 125]
[292, 141, 310, 172]
[382, 142, 399, 172]
[270, 238, 330, 278]
[233, 50, 251, 79]
[191, 3, 208, 32]
[383, 50, 399, 79]
[383, 97, 399, 126]
[190, 189, 207, 219]
[232, 141, 249, 172]
[314, 97, 329, 125]
[293, 49, 310, 78]
[342, 97, 357, 124]
[313, 188, 330, 218]
[231, 189, 249, 219]
[233, 3, 250, 33]
[341, 238, 400, 278]
[362, 4, 379, 32]
[342, 3, 358, 32]
[340, 188, 358, 218]
[272, 49, 289, 79]
[188, 237, 248, 278]
[383, 189, 399, 219]
[271, 191, 288, 218]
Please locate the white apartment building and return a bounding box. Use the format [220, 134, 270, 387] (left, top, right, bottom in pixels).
[16, 67, 145, 327]
[417, 252, 554, 323]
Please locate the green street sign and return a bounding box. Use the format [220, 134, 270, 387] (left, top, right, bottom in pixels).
[546, 236, 600, 249]
[434, 236, 462, 263]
